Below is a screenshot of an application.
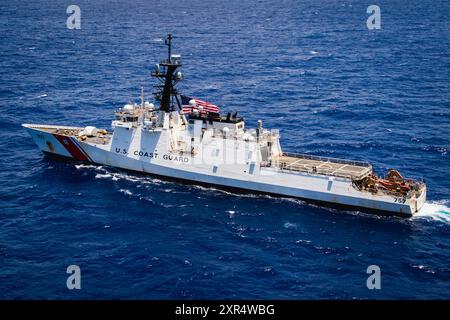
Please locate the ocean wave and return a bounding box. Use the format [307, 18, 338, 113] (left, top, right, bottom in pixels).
[423, 145, 449, 156]
[75, 164, 103, 170]
[411, 264, 436, 274]
[414, 200, 450, 223]
[226, 210, 236, 218]
[118, 189, 133, 196]
[283, 222, 298, 229]
[95, 173, 112, 179]
[82, 165, 169, 186]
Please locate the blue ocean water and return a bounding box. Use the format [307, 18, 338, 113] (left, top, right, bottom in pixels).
[1, 0, 449, 299]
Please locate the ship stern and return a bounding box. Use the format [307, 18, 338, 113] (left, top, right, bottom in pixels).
[413, 183, 427, 214]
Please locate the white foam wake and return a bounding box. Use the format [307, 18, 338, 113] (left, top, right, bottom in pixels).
[75, 164, 103, 170]
[414, 201, 450, 223]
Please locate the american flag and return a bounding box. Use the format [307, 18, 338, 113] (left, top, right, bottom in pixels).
[181, 95, 220, 115]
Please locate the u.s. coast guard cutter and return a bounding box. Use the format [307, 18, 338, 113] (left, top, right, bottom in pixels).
[23, 34, 426, 217]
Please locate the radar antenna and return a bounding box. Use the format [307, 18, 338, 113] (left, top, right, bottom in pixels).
[165, 33, 172, 63]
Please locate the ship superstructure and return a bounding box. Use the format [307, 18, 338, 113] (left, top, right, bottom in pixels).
[23, 34, 426, 217]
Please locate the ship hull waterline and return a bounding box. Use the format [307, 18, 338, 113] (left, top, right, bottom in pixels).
[41, 150, 417, 218]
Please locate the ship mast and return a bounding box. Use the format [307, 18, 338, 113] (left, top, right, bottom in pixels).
[151, 33, 183, 112]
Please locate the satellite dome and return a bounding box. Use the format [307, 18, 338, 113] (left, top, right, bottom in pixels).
[189, 99, 196, 106]
[145, 102, 154, 109]
[123, 104, 134, 111]
[83, 126, 98, 137]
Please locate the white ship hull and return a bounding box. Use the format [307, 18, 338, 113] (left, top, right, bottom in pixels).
[23, 123, 426, 217]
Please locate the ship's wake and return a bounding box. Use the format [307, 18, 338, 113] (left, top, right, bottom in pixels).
[414, 201, 450, 223]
